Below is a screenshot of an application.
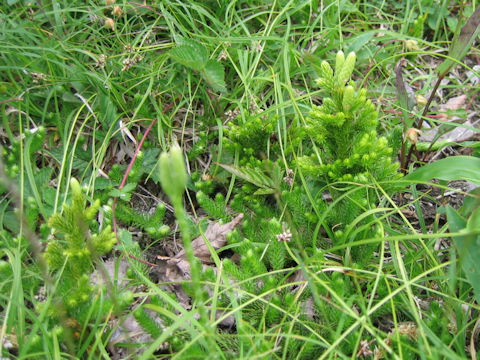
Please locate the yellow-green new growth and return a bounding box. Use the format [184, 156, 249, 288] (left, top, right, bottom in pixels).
[298, 50, 399, 186]
[335, 51, 356, 87]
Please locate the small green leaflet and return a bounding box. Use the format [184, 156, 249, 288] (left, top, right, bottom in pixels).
[108, 183, 137, 202]
[203, 60, 226, 93]
[169, 38, 227, 92]
[169, 39, 208, 71]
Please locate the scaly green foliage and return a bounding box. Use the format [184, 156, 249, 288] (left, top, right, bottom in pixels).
[298, 51, 399, 185]
[45, 178, 116, 313]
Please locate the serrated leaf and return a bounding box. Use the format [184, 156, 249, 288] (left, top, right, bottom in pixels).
[117, 229, 136, 251]
[109, 183, 137, 202]
[437, 5, 480, 77]
[169, 39, 208, 71]
[404, 156, 480, 185]
[219, 164, 275, 189]
[121, 183, 137, 193]
[94, 177, 111, 191]
[202, 60, 227, 92]
[142, 148, 160, 170]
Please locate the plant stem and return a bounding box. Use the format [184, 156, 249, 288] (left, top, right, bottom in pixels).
[404, 75, 443, 170]
[171, 198, 215, 347]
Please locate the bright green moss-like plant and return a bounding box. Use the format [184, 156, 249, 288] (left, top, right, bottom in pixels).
[296, 51, 401, 234]
[45, 178, 116, 312]
[298, 51, 399, 184]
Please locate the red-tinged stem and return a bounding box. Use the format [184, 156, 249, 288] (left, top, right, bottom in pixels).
[383, 109, 445, 119]
[111, 101, 174, 266]
[404, 76, 443, 171]
[127, 253, 158, 267]
[112, 117, 158, 236]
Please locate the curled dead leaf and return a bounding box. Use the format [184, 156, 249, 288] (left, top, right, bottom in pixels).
[166, 213, 244, 279]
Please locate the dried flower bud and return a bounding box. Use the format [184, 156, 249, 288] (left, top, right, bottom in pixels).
[104, 18, 115, 30]
[106, 0, 115, 5]
[112, 6, 122, 16]
[406, 128, 422, 144]
[217, 50, 228, 61]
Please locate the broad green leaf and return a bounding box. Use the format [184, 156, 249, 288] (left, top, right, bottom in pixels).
[446, 205, 480, 303]
[3, 211, 19, 233]
[467, 206, 480, 232]
[94, 177, 111, 191]
[404, 156, 480, 185]
[436, 5, 480, 77]
[219, 164, 275, 189]
[459, 187, 480, 217]
[202, 60, 227, 92]
[169, 39, 208, 71]
[445, 204, 467, 232]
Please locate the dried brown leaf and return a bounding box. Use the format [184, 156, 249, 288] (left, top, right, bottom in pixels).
[419, 95, 476, 144]
[439, 94, 467, 113]
[166, 214, 244, 279]
[170, 213, 243, 265]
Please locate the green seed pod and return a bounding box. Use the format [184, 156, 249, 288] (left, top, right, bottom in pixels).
[158, 144, 188, 201]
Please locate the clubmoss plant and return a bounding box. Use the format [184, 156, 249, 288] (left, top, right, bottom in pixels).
[298, 51, 399, 185]
[297, 51, 401, 229]
[44, 178, 116, 316]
